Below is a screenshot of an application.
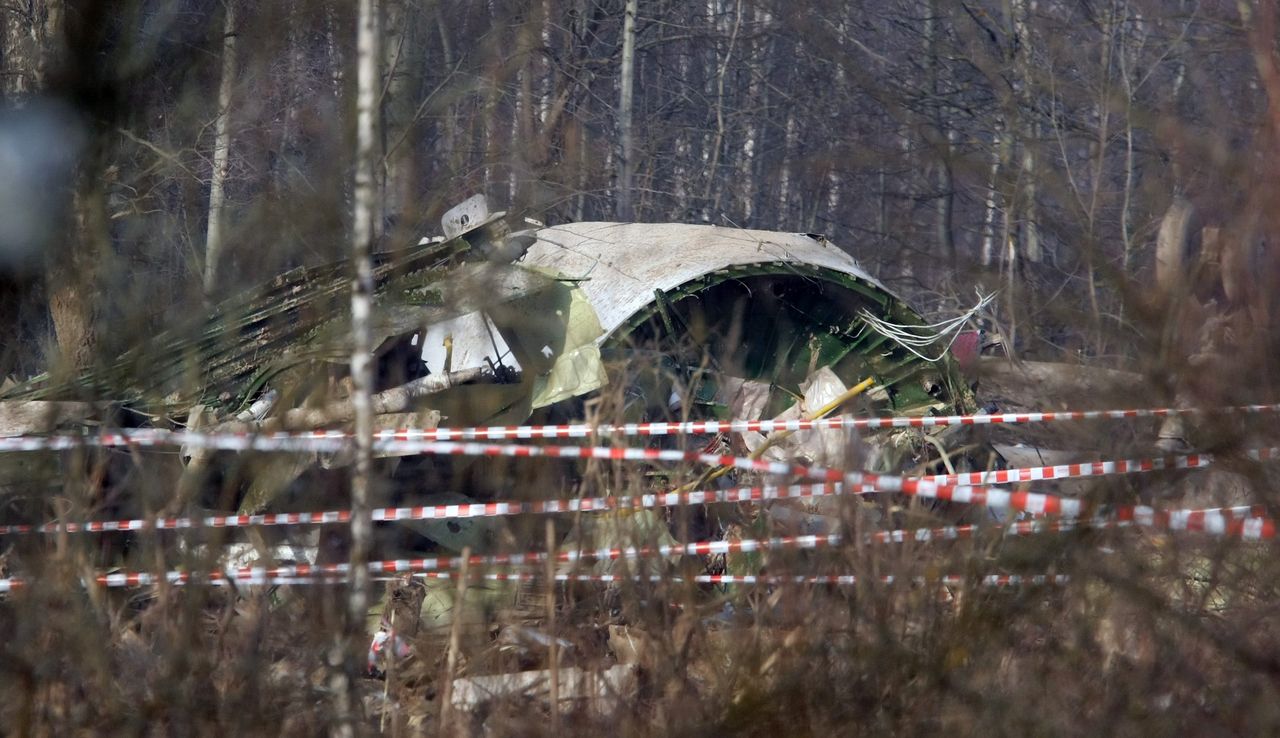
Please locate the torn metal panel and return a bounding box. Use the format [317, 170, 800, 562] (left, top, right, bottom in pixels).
[520, 222, 892, 340]
[399, 491, 502, 552]
[441, 194, 505, 239]
[418, 311, 519, 376]
[522, 282, 607, 409]
[520, 222, 973, 416]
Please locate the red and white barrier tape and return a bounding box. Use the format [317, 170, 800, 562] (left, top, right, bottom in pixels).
[1, 505, 1267, 593]
[5, 442, 1276, 535]
[0, 439, 1088, 523]
[0, 482, 843, 535]
[4, 402, 1279, 452]
[913, 447, 1277, 487]
[0, 569, 1071, 593]
[884, 506, 1274, 541]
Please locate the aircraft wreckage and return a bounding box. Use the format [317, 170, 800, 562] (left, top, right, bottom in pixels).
[1, 197, 980, 517]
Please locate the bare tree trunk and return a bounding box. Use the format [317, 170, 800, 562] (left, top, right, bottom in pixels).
[1120, 31, 1136, 271]
[925, 1, 956, 265]
[329, 0, 379, 731]
[980, 126, 1003, 266]
[1, 4, 37, 97]
[508, 67, 519, 205]
[1011, 0, 1041, 263]
[877, 165, 888, 249]
[937, 138, 956, 265]
[748, 13, 773, 225]
[350, 0, 380, 625]
[575, 120, 588, 220]
[483, 87, 498, 200]
[1066, 2, 1117, 354]
[204, 0, 237, 296]
[379, 0, 402, 226]
[47, 178, 105, 372]
[616, 0, 638, 220]
[1155, 195, 1195, 297]
[433, 6, 461, 181]
[277, 4, 304, 192]
[778, 107, 797, 223]
[1020, 147, 1040, 262]
[325, 0, 345, 99]
[700, 0, 743, 215]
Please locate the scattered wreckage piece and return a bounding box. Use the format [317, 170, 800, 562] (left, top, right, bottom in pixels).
[0, 201, 986, 547]
[512, 221, 975, 420]
[0, 211, 975, 437]
[448, 664, 638, 717]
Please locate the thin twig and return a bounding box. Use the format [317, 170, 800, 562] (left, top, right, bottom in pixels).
[438, 548, 470, 737]
[546, 520, 560, 731]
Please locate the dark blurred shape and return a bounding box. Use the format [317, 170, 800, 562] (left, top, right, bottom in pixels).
[0, 100, 85, 273]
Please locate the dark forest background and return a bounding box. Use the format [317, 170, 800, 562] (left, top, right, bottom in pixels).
[4, 0, 1279, 380]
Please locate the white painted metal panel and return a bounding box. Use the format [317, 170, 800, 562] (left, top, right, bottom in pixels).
[418, 311, 520, 375]
[519, 222, 893, 338]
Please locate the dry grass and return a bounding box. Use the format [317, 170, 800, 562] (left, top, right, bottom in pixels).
[3, 313, 1280, 737]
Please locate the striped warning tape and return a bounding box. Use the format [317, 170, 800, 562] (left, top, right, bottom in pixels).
[902, 447, 1277, 488]
[0, 439, 1091, 521]
[3, 402, 1278, 452]
[0, 569, 1071, 593]
[0, 479, 1074, 537]
[0, 482, 844, 535]
[3, 442, 1275, 535]
[0, 507, 1266, 594]
[883, 506, 1274, 541]
[0, 483, 1259, 542]
[0, 431, 1272, 519]
[395, 572, 1074, 588]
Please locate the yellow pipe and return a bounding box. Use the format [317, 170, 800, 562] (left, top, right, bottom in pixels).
[809, 376, 876, 419]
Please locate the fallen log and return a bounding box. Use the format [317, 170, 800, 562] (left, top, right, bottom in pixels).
[976, 357, 1151, 409]
[212, 368, 483, 434]
[0, 401, 96, 437]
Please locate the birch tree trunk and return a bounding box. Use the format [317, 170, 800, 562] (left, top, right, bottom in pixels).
[1, 1, 43, 97]
[380, 0, 423, 230]
[700, 0, 743, 215]
[936, 134, 956, 265]
[1011, 0, 1041, 263]
[980, 126, 1003, 267]
[350, 0, 380, 632]
[330, 0, 379, 731]
[616, 0, 638, 220]
[203, 0, 237, 296]
[926, 0, 956, 265]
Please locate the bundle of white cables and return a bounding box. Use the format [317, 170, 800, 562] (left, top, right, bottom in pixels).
[856, 291, 997, 363]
